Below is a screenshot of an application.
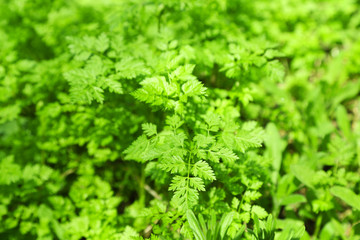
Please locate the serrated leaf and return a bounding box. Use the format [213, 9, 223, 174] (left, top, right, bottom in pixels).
[203, 113, 221, 132]
[193, 134, 215, 148]
[115, 57, 151, 79]
[170, 176, 199, 210]
[159, 156, 187, 174]
[266, 60, 285, 82]
[181, 79, 206, 97]
[169, 176, 188, 191]
[169, 64, 196, 82]
[124, 135, 159, 162]
[244, 190, 262, 201]
[94, 33, 109, 52]
[166, 115, 184, 129]
[142, 123, 157, 137]
[192, 161, 216, 181]
[105, 78, 122, 94]
[189, 177, 205, 191]
[216, 147, 239, 164]
[0, 156, 21, 185]
[251, 205, 268, 219]
[133, 76, 177, 107]
[0, 104, 21, 124]
[231, 197, 240, 210]
[222, 126, 264, 153]
[119, 226, 140, 239]
[92, 86, 104, 104]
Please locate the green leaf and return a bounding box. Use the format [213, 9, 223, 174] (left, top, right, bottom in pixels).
[104, 78, 123, 94]
[194, 134, 216, 148]
[119, 226, 140, 239]
[277, 224, 305, 240]
[211, 146, 239, 164]
[166, 115, 184, 129]
[92, 86, 104, 104]
[251, 205, 268, 219]
[266, 60, 285, 82]
[280, 194, 307, 206]
[181, 79, 207, 97]
[198, 214, 207, 234]
[142, 123, 157, 137]
[158, 156, 187, 174]
[332, 81, 360, 109]
[222, 122, 264, 153]
[203, 113, 221, 132]
[0, 104, 21, 124]
[192, 160, 216, 181]
[186, 210, 206, 240]
[220, 212, 234, 239]
[189, 177, 205, 191]
[94, 33, 109, 53]
[293, 225, 306, 239]
[169, 176, 200, 210]
[124, 135, 159, 162]
[169, 64, 196, 82]
[265, 123, 286, 184]
[265, 214, 275, 234]
[233, 224, 246, 240]
[115, 57, 151, 79]
[330, 186, 360, 210]
[0, 156, 21, 185]
[290, 164, 316, 188]
[336, 105, 352, 140]
[253, 213, 260, 235]
[132, 76, 177, 107]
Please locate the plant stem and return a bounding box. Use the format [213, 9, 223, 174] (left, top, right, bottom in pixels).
[139, 164, 146, 208]
[314, 213, 322, 238]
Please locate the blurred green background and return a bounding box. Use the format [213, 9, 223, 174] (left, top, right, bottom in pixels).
[0, 0, 359, 239]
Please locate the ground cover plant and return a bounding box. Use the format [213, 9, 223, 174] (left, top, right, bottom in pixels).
[0, 0, 359, 239]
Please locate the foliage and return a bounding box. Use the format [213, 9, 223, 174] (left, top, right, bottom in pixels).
[0, 0, 359, 239]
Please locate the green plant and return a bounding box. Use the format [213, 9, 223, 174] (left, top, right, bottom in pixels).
[1, 0, 359, 239]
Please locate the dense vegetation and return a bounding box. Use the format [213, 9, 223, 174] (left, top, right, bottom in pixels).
[1, 0, 360, 239]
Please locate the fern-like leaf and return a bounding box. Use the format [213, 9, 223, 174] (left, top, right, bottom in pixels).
[192, 161, 216, 181]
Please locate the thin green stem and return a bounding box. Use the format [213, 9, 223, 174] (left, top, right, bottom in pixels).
[139, 165, 146, 208]
[186, 152, 192, 208]
[238, 186, 247, 213]
[314, 213, 322, 238]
